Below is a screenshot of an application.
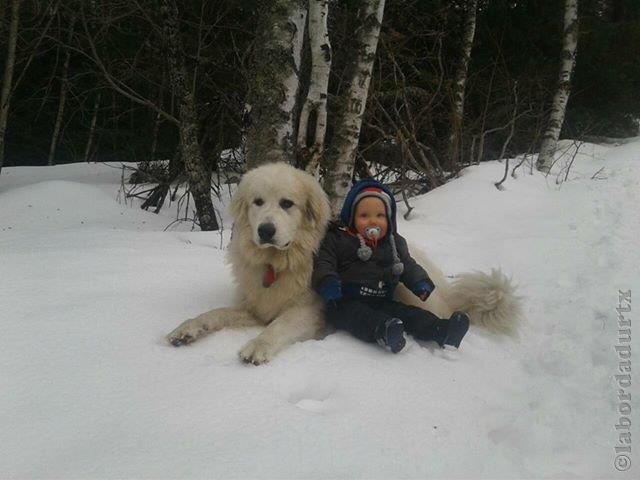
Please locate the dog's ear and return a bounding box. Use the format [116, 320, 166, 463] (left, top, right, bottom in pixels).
[229, 179, 248, 224]
[301, 171, 331, 233]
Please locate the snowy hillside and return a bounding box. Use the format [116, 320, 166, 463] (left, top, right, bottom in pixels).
[1, 141, 638, 479]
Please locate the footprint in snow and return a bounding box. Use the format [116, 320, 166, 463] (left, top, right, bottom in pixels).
[288, 384, 337, 414]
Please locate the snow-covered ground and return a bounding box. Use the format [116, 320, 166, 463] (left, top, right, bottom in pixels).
[1, 140, 638, 479]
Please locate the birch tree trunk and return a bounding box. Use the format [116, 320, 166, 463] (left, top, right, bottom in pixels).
[447, 0, 478, 171]
[244, 0, 306, 169]
[297, 0, 331, 175]
[160, 0, 219, 231]
[536, 0, 579, 173]
[48, 16, 76, 166]
[322, 0, 386, 215]
[83, 92, 101, 162]
[0, 0, 21, 173]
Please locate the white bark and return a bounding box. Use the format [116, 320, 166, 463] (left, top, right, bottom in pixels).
[245, 0, 306, 168]
[323, 0, 386, 215]
[298, 0, 331, 175]
[536, 0, 579, 173]
[48, 16, 76, 166]
[275, 6, 306, 153]
[0, 0, 21, 172]
[447, 0, 478, 169]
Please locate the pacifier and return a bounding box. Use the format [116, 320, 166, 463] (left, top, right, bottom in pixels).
[363, 226, 381, 239]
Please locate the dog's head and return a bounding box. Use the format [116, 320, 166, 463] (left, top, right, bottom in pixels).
[230, 163, 330, 252]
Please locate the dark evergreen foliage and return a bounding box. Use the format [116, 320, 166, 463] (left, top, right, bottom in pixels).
[0, 0, 637, 169]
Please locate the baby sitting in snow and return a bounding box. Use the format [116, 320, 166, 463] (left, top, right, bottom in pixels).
[312, 179, 469, 353]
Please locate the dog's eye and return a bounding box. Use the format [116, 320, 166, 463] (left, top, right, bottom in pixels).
[280, 199, 294, 210]
[253, 198, 264, 206]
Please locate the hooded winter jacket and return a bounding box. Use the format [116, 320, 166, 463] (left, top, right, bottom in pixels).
[312, 180, 435, 300]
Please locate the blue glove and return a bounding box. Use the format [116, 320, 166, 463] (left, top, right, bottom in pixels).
[411, 279, 434, 301]
[318, 277, 342, 306]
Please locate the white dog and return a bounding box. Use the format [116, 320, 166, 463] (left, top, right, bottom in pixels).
[167, 162, 521, 364]
[167, 163, 331, 364]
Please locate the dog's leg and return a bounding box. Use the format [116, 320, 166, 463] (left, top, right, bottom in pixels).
[238, 303, 324, 365]
[167, 307, 258, 346]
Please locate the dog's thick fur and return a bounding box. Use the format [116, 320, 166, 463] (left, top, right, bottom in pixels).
[167, 163, 331, 364]
[396, 258, 522, 337]
[167, 162, 521, 364]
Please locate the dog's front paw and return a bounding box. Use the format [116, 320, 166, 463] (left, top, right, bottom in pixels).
[239, 338, 276, 365]
[166, 320, 203, 347]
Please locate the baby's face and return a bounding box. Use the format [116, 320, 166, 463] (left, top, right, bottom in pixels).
[354, 197, 388, 239]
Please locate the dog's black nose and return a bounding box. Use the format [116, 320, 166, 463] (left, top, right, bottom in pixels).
[258, 223, 276, 242]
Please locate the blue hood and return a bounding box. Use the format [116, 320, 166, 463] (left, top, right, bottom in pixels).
[339, 179, 397, 231]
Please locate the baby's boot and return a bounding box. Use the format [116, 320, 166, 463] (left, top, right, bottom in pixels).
[435, 312, 470, 348]
[375, 318, 406, 353]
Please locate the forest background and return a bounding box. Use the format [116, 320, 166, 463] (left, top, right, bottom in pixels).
[1, 0, 638, 219]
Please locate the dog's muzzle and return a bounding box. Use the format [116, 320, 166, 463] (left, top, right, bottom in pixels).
[258, 222, 276, 244]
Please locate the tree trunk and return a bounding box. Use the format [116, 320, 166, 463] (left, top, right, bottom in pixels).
[297, 0, 331, 175]
[322, 0, 386, 215]
[149, 82, 164, 162]
[84, 91, 101, 162]
[536, 0, 579, 173]
[48, 16, 76, 166]
[0, 0, 21, 173]
[160, 0, 219, 231]
[150, 111, 161, 162]
[244, 0, 306, 169]
[447, 0, 478, 171]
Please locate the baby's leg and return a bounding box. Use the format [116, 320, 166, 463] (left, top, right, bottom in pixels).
[379, 300, 441, 341]
[382, 301, 469, 348]
[327, 299, 389, 343]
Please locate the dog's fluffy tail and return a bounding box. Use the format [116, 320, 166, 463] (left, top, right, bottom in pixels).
[446, 269, 523, 337]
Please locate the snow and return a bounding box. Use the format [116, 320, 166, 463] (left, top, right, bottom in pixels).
[1, 140, 638, 479]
